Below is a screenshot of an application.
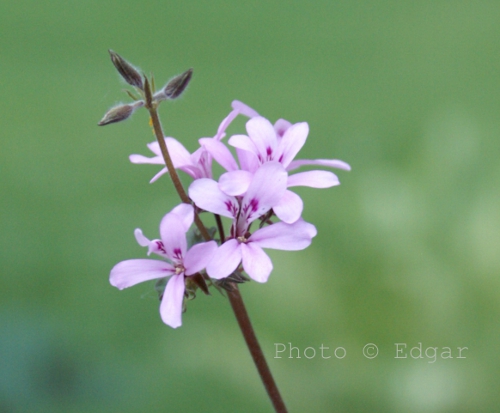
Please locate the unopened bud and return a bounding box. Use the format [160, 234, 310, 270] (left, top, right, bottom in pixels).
[98, 103, 136, 126]
[108, 50, 144, 90]
[163, 68, 193, 99]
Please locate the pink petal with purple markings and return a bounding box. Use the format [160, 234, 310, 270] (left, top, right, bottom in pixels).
[274, 119, 292, 138]
[245, 117, 277, 161]
[189, 179, 239, 218]
[159, 214, 188, 260]
[240, 162, 287, 223]
[277, 122, 308, 168]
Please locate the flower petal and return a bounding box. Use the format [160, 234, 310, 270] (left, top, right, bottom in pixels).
[236, 148, 259, 173]
[274, 119, 292, 138]
[189, 179, 239, 218]
[150, 167, 168, 183]
[206, 239, 242, 279]
[200, 138, 239, 172]
[188, 147, 210, 179]
[164, 137, 193, 168]
[287, 158, 351, 172]
[272, 190, 303, 224]
[219, 170, 252, 196]
[228, 134, 258, 156]
[170, 203, 194, 231]
[231, 100, 259, 118]
[241, 162, 287, 223]
[246, 117, 277, 161]
[241, 243, 272, 283]
[184, 241, 218, 275]
[214, 109, 239, 141]
[177, 165, 200, 180]
[110, 259, 174, 290]
[146, 141, 162, 156]
[159, 274, 185, 328]
[129, 154, 164, 164]
[249, 220, 317, 251]
[159, 213, 188, 260]
[134, 229, 150, 247]
[134, 230, 168, 257]
[277, 122, 308, 168]
[287, 170, 340, 188]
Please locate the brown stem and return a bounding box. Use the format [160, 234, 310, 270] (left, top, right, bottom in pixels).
[228, 285, 288, 413]
[144, 77, 211, 241]
[214, 214, 226, 243]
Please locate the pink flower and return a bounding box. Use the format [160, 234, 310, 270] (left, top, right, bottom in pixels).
[129, 102, 255, 183]
[109, 204, 217, 328]
[206, 219, 317, 283]
[218, 116, 351, 223]
[189, 162, 317, 282]
[129, 137, 210, 182]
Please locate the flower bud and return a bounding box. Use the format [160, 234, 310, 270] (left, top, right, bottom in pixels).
[163, 68, 193, 99]
[98, 103, 135, 126]
[108, 50, 144, 90]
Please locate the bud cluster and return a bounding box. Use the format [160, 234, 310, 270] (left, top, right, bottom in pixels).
[98, 51, 193, 126]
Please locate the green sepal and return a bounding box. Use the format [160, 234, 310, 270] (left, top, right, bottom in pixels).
[185, 226, 217, 249]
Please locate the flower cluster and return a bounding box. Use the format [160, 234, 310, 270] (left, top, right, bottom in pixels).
[109, 99, 350, 328]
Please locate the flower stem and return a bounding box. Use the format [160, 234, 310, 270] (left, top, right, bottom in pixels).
[227, 286, 288, 413]
[214, 214, 226, 243]
[144, 77, 211, 241]
[144, 78, 287, 412]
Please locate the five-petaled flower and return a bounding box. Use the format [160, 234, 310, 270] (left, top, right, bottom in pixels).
[212, 114, 351, 223]
[109, 204, 217, 328]
[189, 162, 317, 282]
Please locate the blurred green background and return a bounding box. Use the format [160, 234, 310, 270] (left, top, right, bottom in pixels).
[2, 1, 500, 412]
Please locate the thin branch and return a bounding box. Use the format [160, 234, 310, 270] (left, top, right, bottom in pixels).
[228, 285, 288, 413]
[215, 214, 226, 243]
[143, 76, 211, 241]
